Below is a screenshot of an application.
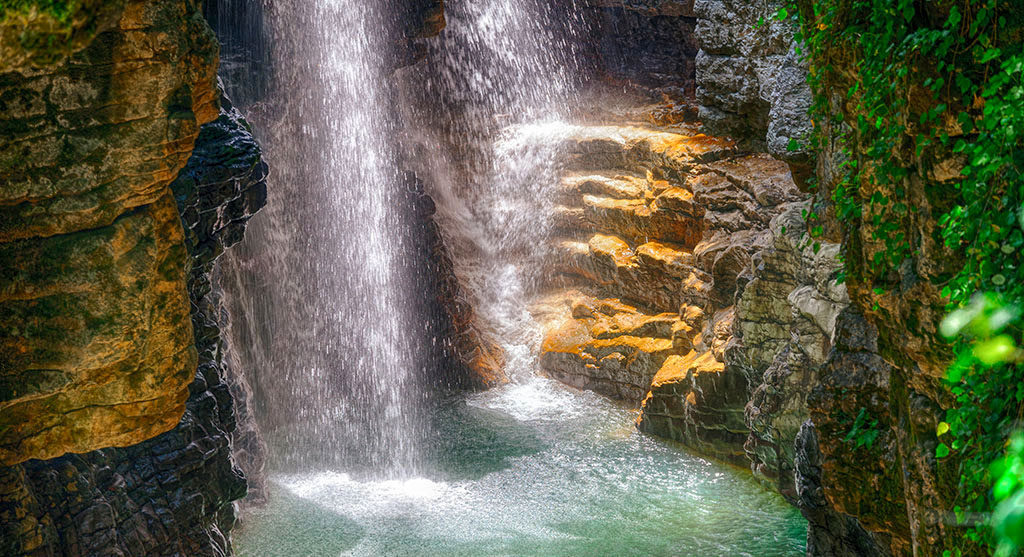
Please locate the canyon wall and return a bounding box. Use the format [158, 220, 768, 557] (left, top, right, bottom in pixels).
[0, 1, 260, 554]
[0, 3, 269, 551]
[0, 92, 266, 555]
[0, 0, 217, 467]
[787, 2, 967, 554]
[540, 2, 958, 555]
[580, 0, 698, 93]
[704, 2, 962, 554]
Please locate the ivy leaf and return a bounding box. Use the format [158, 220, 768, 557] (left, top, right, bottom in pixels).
[902, 3, 914, 21]
[937, 422, 950, 436]
[936, 443, 951, 458]
[980, 48, 1002, 64]
[947, 5, 961, 27]
[973, 335, 1017, 365]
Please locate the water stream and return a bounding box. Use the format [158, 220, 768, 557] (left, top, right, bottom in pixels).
[217, 0, 424, 477]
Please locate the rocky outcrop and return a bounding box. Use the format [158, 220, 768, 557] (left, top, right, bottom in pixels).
[782, 23, 962, 557]
[0, 0, 219, 465]
[689, 1, 965, 552]
[0, 91, 267, 557]
[0, 0, 269, 552]
[580, 0, 697, 92]
[693, 0, 812, 175]
[530, 114, 805, 465]
[401, 171, 508, 390]
[738, 202, 847, 499]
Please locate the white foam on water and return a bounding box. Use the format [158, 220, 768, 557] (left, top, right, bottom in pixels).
[468, 376, 590, 422]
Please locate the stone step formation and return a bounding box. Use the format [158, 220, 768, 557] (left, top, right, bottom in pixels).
[522, 107, 818, 470]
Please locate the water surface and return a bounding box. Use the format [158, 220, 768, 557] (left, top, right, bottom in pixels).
[233, 377, 806, 556]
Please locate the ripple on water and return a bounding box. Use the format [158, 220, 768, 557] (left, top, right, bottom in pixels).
[234, 379, 807, 557]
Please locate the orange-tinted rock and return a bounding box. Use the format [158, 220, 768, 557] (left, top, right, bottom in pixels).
[0, 0, 219, 241]
[0, 0, 219, 465]
[0, 193, 197, 465]
[539, 292, 681, 401]
[531, 115, 808, 474]
[637, 309, 749, 465]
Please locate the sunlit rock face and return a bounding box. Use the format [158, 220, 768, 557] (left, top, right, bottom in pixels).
[0, 0, 271, 551]
[0, 92, 267, 557]
[0, 194, 196, 464]
[530, 114, 805, 465]
[0, 0, 218, 466]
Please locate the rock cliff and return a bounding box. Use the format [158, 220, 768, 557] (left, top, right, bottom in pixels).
[653, 1, 960, 553]
[529, 109, 808, 466]
[0, 0, 217, 466]
[782, 3, 968, 553]
[0, 89, 267, 555]
[0, 0, 978, 555]
[537, 3, 954, 555]
[0, 0, 268, 553]
[580, 0, 698, 93]
[693, 0, 812, 170]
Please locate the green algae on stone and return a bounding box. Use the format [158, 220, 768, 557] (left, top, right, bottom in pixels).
[0, 0, 126, 72]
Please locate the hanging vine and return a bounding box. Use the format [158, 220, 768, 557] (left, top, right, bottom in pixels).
[783, 0, 1024, 553]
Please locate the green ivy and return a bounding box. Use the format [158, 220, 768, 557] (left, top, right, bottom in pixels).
[781, 0, 1024, 552]
[0, 0, 81, 23]
[844, 407, 881, 449]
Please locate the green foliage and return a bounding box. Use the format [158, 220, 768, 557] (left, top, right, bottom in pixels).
[844, 407, 880, 449]
[991, 433, 1024, 556]
[940, 293, 1023, 551]
[0, 0, 82, 24]
[782, 0, 1024, 552]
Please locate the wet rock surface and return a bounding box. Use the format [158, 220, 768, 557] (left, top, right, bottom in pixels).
[530, 110, 806, 466]
[0, 93, 267, 556]
[0, 0, 217, 467]
[400, 172, 508, 391]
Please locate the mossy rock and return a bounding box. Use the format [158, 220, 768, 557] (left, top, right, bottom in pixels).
[0, 0, 126, 72]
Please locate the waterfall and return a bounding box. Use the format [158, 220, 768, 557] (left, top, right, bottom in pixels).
[398, 0, 589, 381]
[218, 0, 423, 478]
[215, 0, 590, 480]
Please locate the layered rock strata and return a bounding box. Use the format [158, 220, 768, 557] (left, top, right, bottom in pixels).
[0, 0, 269, 553]
[532, 116, 806, 465]
[738, 202, 847, 499]
[688, 0, 962, 552]
[693, 0, 813, 178]
[0, 92, 267, 556]
[580, 0, 698, 93]
[0, 0, 218, 465]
